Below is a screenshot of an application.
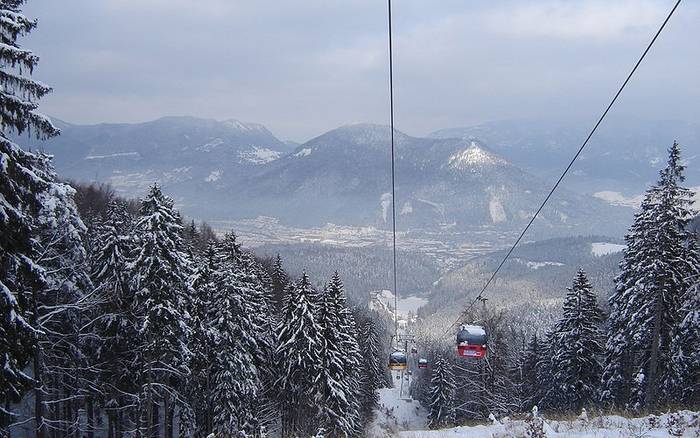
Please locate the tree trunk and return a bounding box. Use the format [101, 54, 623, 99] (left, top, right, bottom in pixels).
[87, 397, 95, 438]
[152, 400, 160, 438]
[116, 409, 122, 438]
[33, 293, 45, 438]
[163, 396, 171, 438]
[108, 410, 115, 438]
[645, 295, 664, 409]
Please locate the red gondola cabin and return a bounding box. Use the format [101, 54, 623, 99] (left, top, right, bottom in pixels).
[456, 325, 487, 359]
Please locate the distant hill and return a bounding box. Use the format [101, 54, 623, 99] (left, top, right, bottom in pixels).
[430, 118, 700, 195]
[421, 235, 625, 318]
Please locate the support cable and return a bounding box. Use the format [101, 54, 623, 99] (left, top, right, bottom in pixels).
[445, 0, 683, 335]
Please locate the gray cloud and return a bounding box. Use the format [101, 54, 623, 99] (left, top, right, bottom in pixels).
[23, 0, 700, 142]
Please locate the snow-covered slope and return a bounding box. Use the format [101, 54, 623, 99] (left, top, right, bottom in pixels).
[367, 371, 428, 437]
[399, 410, 699, 437]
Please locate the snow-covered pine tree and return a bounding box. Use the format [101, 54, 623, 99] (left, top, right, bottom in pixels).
[91, 200, 140, 434]
[186, 243, 219, 437]
[0, 0, 58, 431]
[316, 272, 362, 437]
[534, 330, 558, 412]
[601, 142, 699, 410]
[357, 316, 385, 423]
[209, 260, 260, 437]
[130, 184, 192, 438]
[216, 239, 275, 373]
[31, 154, 94, 437]
[276, 273, 324, 437]
[520, 334, 540, 410]
[270, 254, 289, 310]
[669, 282, 700, 404]
[549, 269, 603, 411]
[427, 355, 456, 429]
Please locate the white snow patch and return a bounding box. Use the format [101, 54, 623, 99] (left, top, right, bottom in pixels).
[448, 141, 507, 169]
[238, 146, 281, 164]
[381, 193, 392, 223]
[401, 201, 413, 215]
[205, 170, 221, 182]
[368, 374, 428, 437]
[294, 148, 312, 157]
[197, 138, 224, 152]
[84, 152, 140, 160]
[515, 258, 565, 270]
[489, 198, 506, 223]
[399, 410, 700, 437]
[593, 191, 645, 209]
[370, 290, 427, 325]
[592, 242, 626, 257]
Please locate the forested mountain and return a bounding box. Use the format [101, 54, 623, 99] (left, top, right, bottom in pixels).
[12, 116, 293, 208]
[420, 236, 624, 323]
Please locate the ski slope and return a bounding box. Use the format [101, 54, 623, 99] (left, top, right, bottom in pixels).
[399, 410, 699, 437]
[367, 371, 428, 437]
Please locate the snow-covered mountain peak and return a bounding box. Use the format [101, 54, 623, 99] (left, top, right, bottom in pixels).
[448, 141, 508, 169]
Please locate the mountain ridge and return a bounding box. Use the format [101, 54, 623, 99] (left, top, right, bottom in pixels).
[15, 116, 633, 237]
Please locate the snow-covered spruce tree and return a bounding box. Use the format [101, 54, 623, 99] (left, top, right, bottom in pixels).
[427, 355, 456, 429]
[357, 317, 385, 422]
[534, 330, 558, 412]
[316, 273, 362, 437]
[270, 254, 289, 310]
[90, 200, 140, 434]
[0, 0, 58, 432]
[549, 269, 603, 412]
[601, 142, 699, 410]
[520, 333, 542, 411]
[130, 184, 192, 438]
[669, 283, 700, 404]
[32, 154, 94, 437]
[276, 273, 324, 437]
[210, 260, 261, 437]
[186, 243, 219, 437]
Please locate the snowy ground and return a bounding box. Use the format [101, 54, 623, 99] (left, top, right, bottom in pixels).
[399, 410, 699, 437]
[367, 371, 428, 437]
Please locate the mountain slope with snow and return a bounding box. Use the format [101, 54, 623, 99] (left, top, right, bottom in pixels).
[19, 119, 632, 236]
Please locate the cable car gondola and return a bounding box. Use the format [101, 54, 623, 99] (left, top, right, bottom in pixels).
[388, 351, 408, 371]
[417, 358, 429, 369]
[456, 325, 487, 359]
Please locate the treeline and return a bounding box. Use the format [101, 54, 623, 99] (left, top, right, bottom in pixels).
[415, 143, 700, 428]
[3, 175, 391, 438]
[257, 243, 440, 304]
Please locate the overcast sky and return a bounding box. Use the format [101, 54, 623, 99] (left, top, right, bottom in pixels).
[23, 0, 700, 142]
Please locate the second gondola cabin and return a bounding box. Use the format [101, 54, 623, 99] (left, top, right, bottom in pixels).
[388, 351, 407, 371]
[456, 324, 488, 359]
[417, 358, 429, 369]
